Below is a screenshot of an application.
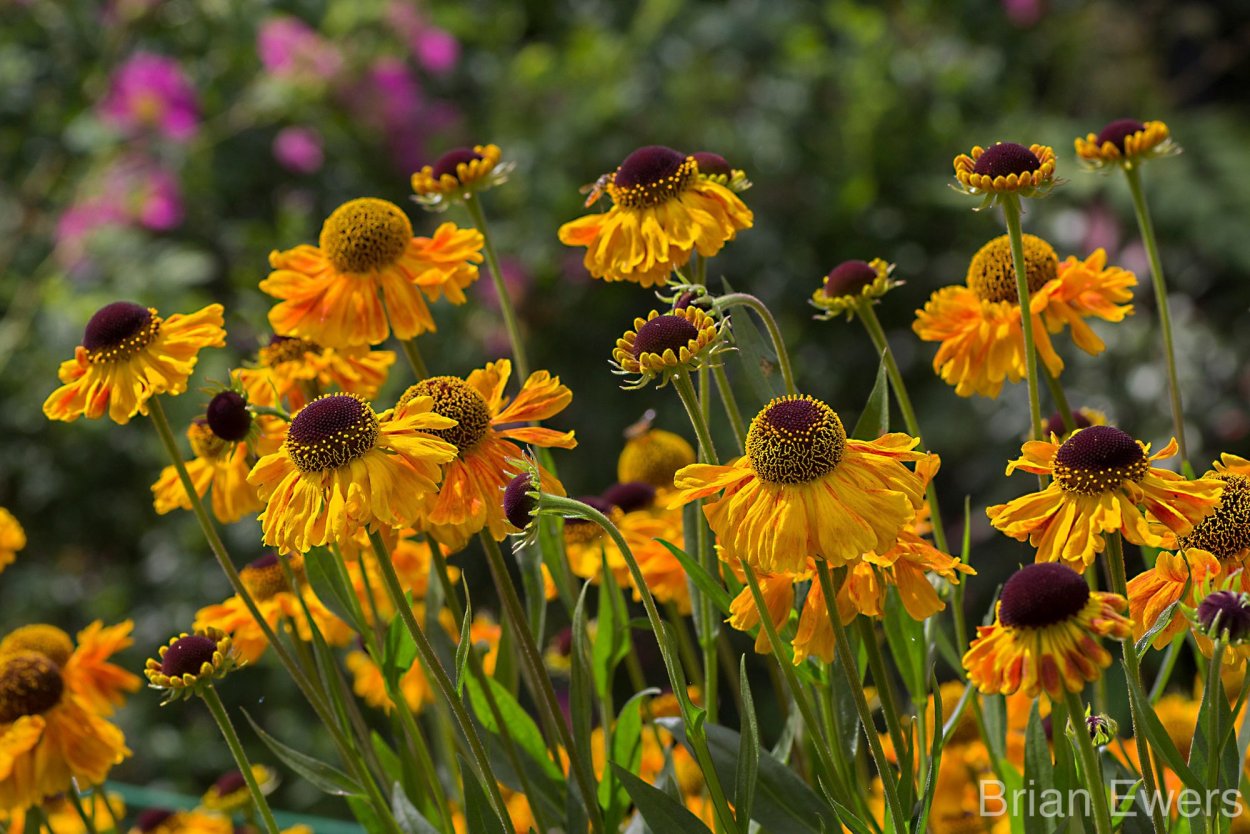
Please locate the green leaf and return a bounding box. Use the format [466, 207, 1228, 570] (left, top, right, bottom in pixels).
[655, 538, 732, 616]
[600, 688, 659, 827]
[727, 287, 785, 407]
[570, 584, 600, 818]
[392, 783, 441, 834]
[1134, 601, 1180, 659]
[593, 546, 629, 698]
[454, 595, 473, 696]
[464, 669, 563, 783]
[346, 795, 387, 834]
[735, 656, 760, 826]
[1022, 702, 1055, 834]
[383, 612, 418, 684]
[1121, 661, 1203, 792]
[242, 709, 363, 796]
[612, 764, 713, 834]
[461, 761, 509, 834]
[304, 548, 366, 631]
[830, 801, 875, 834]
[1190, 655, 1242, 792]
[881, 589, 926, 700]
[851, 352, 890, 440]
[915, 669, 946, 833]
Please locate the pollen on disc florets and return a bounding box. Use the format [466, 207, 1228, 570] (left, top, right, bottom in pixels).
[399, 377, 491, 456]
[973, 142, 1042, 179]
[0, 652, 65, 722]
[206, 391, 252, 443]
[240, 552, 302, 601]
[0, 624, 74, 667]
[1053, 426, 1148, 495]
[746, 395, 846, 485]
[1096, 119, 1147, 153]
[286, 394, 380, 473]
[967, 234, 1059, 303]
[632, 314, 700, 359]
[1179, 473, 1250, 559]
[83, 301, 162, 364]
[260, 335, 324, 367]
[998, 563, 1090, 629]
[611, 146, 696, 209]
[319, 198, 413, 274]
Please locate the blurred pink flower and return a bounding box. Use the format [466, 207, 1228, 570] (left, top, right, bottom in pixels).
[273, 126, 325, 173]
[99, 53, 198, 141]
[474, 256, 530, 310]
[1002, 0, 1044, 26]
[386, 2, 459, 74]
[257, 16, 342, 82]
[345, 57, 462, 172]
[55, 157, 184, 265]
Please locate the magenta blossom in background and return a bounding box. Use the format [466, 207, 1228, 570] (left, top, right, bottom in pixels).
[258, 16, 343, 83]
[273, 126, 325, 174]
[386, 2, 459, 74]
[347, 56, 461, 173]
[1002, 0, 1044, 26]
[99, 53, 198, 141]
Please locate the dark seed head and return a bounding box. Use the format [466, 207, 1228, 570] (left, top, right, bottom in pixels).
[602, 481, 657, 514]
[615, 146, 687, 190]
[746, 396, 846, 485]
[1096, 119, 1146, 153]
[135, 810, 176, 833]
[691, 151, 732, 177]
[823, 260, 879, 298]
[632, 315, 699, 359]
[973, 143, 1041, 179]
[997, 563, 1090, 629]
[1197, 590, 1250, 642]
[286, 395, 380, 472]
[206, 391, 252, 442]
[432, 147, 484, 181]
[160, 634, 218, 678]
[1044, 410, 1093, 439]
[503, 473, 537, 531]
[1055, 426, 1144, 474]
[399, 377, 492, 455]
[0, 652, 65, 722]
[83, 301, 152, 351]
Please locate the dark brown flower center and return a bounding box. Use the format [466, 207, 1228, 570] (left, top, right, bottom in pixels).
[1198, 590, 1250, 641]
[160, 635, 218, 678]
[602, 481, 657, 514]
[612, 146, 695, 208]
[1044, 409, 1093, 439]
[503, 473, 537, 531]
[0, 652, 64, 721]
[692, 151, 732, 178]
[1053, 426, 1148, 495]
[135, 810, 177, 833]
[319, 198, 413, 274]
[967, 234, 1058, 303]
[633, 315, 699, 358]
[206, 391, 252, 442]
[286, 394, 380, 473]
[973, 142, 1041, 179]
[1096, 119, 1146, 152]
[0, 624, 74, 667]
[431, 148, 484, 180]
[823, 260, 878, 298]
[211, 770, 249, 797]
[1179, 474, 1250, 559]
[746, 396, 846, 485]
[83, 301, 161, 364]
[998, 563, 1090, 629]
[260, 335, 323, 367]
[399, 377, 492, 456]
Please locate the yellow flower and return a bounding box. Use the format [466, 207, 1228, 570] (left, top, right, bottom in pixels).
[127, 808, 233, 834]
[248, 393, 456, 553]
[670, 395, 929, 574]
[0, 651, 130, 810]
[401, 361, 575, 549]
[611, 307, 723, 388]
[986, 426, 1223, 571]
[151, 390, 286, 524]
[617, 426, 696, 492]
[963, 563, 1132, 697]
[0, 791, 125, 834]
[43, 302, 225, 424]
[143, 628, 238, 701]
[811, 258, 900, 320]
[913, 237, 1136, 398]
[1128, 548, 1224, 650]
[952, 142, 1057, 199]
[261, 199, 483, 348]
[1075, 119, 1177, 169]
[0, 508, 24, 575]
[1, 621, 142, 718]
[239, 335, 396, 412]
[201, 765, 278, 814]
[194, 553, 353, 663]
[558, 145, 753, 287]
[410, 144, 511, 207]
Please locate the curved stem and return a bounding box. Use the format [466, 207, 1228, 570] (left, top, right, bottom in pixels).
[854, 299, 949, 553]
[1124, 165, 1189, 471]
[463, 196, 530, 380]
[1000, 195, 1044, 443]
[815, 562, 909, 833]
[200, 686, 282, 834]
[715, 293, 797, 396]
[366, 531, 512, 828]
[1061, 688, 1114, 834]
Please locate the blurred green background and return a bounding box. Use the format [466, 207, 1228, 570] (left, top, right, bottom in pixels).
[2, 0, 1249, 816]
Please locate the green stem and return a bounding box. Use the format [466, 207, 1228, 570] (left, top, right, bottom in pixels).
[1062, 688, 1114, 834]
[463, 196, 530, 380]
[1206, 640, 1226, 834]
[1124, 165, 1189, 471]
[200, 686, 282, 834]
[66, 789, 100, 834]
[714, 293, 798, 396]
[854, 299, 949, 554]
[1042, 364, 1076, 434]
[711, 363, 746, 452]
[366, 531, 512, 829]
[1105, 533, 1168, 834]
[855, 617, 913, 800]
[815, 562, 909, 833]
[541, 494, 740, 833]
[671, 370, 719, 464]
[1149, 631, 1186, 703]
[1000, 195, 1044, 443]
[397, 337, 431, 380]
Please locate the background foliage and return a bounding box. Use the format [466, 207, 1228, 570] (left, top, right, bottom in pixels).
[3, 0, 1249, 817]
